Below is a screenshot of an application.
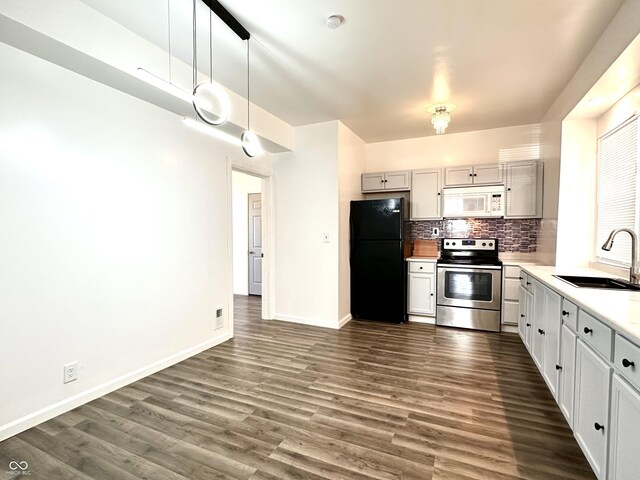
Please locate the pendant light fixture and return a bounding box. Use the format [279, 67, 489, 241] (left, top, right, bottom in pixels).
[241, 38, 262, 157]
[428, 103, 455, 135]
[136, 0, 193, 103]
[192, 0, 230, 126]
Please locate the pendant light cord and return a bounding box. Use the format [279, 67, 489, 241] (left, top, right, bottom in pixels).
[209, 9, 213, 81]
[167, 0, 172, 83]
[246, 38, 250, 131]
[192, 0, 197, 91]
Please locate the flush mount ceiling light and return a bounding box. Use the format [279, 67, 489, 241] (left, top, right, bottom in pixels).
[192, 0, 230, 126]
[241, 38, 263, 157]
[326, 14, 344, 29]
[428, 104, 455, 135]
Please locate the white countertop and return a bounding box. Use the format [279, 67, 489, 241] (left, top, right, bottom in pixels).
[520, 265, 640, 345]
[406, 256, 437, 262]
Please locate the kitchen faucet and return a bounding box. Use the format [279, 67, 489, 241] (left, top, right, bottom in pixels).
[601, 228, 640, 285]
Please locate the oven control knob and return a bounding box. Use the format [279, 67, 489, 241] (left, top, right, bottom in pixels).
[445, 242, 450, 246]
[489, 242, 493, 247]
[482, 242, 486, 246]
[452, 242, 456, 246]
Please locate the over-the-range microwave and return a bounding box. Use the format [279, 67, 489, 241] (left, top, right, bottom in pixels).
[442, 185, 505, 218]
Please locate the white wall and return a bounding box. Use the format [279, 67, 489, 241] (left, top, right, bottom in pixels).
[337, 123, 366, 325]
[366, 123, 542, 172]
[539, 0, 640, 265]
[232, 171, 261, 295]
[272, 122, 340, 327]
[555, 120, 597, 267]
[0, 42, 240, 440]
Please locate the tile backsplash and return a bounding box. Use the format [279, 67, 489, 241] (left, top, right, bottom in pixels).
[405, 218, 539, 253]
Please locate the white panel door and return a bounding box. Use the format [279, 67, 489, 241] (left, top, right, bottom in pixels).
[248, 193, 262, 296]
[410, 169, 442, 220]
[531, 280, 546, 371]
[408, 273, 435, 316]
[444, 166, 474, 186]
[524, 289, 534, 350]
[384, 171, 411, 190]
[609, 374, 640, 480]
[559, 324, 577, 427]
[474, 164, 504, 185]
[362, 173, 385, 191]
[574, 340, 611, 480]
[542, 288, 562, 399]
[505, 161, 537, 217]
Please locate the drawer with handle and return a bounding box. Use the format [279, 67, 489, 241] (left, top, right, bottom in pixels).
[578, 310, 613, 360]
[520, 273, 532, 291]
[614, 334, 640, 391]
[408, 261, 435, 274]
[504, 266, 520, 279]
[561, 298, 578, 331]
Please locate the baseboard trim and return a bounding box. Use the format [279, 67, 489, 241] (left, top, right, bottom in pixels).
[501, 324, 518, 334]
[338, 313, 352, 329]
[0, 330, 232, 442]
[273, 313, 341, 329]
[408, 314, 436, 324]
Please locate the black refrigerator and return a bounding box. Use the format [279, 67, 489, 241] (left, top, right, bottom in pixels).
[350, 198, 407, 323]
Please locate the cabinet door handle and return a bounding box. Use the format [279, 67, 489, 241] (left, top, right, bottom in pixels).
[594, 423, 605, 431]
[584, 327, 593, 334]
[469, 173, 473, 177]
[519, 277, 523, 280]
[430, 293, 434, 296]
[622, 358, 635, 368]
[555, 364, 562, 371]
[538, 329, 545, 335]
[562, 310, 569, 316]
[526, 282, 531, 285]
[507, 187, 512, 191]
[473, 173, 477, 177]
[437, 192, 441, 196]
[520, 314, 525, 318]
[526, 323, 531, 327]
[419, 266, 423, 270]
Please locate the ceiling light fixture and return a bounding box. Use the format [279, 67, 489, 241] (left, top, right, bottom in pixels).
[326, 15, 344, 29]
[192, 0, 230, 125]
[428, 104, 455, 135]
[241, 38, 263, 157]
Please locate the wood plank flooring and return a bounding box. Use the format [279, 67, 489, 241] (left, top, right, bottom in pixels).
[0, 295, 595, 479]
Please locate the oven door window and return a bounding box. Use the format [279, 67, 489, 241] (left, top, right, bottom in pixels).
[444, 270, 493, 301]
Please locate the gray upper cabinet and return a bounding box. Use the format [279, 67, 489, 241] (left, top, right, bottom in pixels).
[444, 164, 503, 186]
[505, 161, 542, 218]
[410, 169, 442, 220]
[361, 171, 410, 192]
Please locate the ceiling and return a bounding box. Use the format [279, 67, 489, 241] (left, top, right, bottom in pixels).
[78, 0, 625, 143]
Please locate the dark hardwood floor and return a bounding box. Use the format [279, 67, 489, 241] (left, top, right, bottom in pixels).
[0, 295, 595, 479]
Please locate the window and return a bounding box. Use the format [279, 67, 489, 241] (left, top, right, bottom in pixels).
[596, 116, 639, 266]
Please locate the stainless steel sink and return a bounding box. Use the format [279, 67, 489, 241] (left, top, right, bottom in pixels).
[553, 275, 640, 291]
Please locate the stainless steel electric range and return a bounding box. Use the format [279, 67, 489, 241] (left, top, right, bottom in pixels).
[436, 238, 502, 332]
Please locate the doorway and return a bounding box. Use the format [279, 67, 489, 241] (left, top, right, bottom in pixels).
[247, 192, 262, 296]
[232, 170, 262, 298]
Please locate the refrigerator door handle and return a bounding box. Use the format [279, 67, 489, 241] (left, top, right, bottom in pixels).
[349, 211, 354, 264]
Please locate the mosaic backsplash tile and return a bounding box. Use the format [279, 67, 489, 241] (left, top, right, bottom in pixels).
[405, 218, 539, 253]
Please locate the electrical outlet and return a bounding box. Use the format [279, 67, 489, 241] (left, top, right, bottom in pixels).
[432, 227, 439, 236]
[63, 362, 78, 384]
[215, 306, 223, 329]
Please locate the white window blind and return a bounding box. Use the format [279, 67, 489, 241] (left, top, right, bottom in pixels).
[596, 116, 639, 266]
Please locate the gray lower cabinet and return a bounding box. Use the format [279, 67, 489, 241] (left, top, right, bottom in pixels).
[609, 373, 640, 480]
[574, 339, 612, 480]
[558, 323, 577, 427]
